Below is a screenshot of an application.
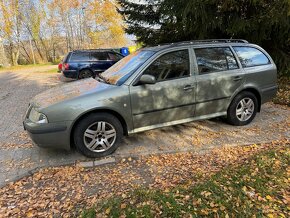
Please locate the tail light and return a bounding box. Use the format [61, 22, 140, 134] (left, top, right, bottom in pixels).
[63, 63, 69, 70]
[58, 63, 62, 70]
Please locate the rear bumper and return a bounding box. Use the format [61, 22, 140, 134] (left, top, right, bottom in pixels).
[62, 70, 78, 79]
[23, 119, 72, 150]
[261, 85, 278, 104]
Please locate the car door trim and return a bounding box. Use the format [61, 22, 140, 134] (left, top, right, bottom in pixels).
[130, 111, 227, 134]
[132, 96, 229, 116]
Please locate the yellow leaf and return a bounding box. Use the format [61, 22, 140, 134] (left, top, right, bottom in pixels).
[105, 208, 111, 215]
[266, 195, 273, 201]
[267, 214, 274, 218]
[26, 211, 34, 218]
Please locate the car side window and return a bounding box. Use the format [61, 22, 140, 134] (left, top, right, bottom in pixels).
[70, 52, 90, 62]
[108, 53, 122, 61]
[142, 50, 190, 82]
[194, 47, 238, 74]
[91, 52, 109, 61]
[233, 46, 270, 68]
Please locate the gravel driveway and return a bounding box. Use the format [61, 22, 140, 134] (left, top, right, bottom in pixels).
[0, 68, 289, 187]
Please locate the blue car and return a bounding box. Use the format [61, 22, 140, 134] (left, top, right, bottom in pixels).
[60, 49, 124, 79]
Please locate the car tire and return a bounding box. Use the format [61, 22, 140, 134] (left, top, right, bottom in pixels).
[79, 69, 93, 79]
[227, 91, 258, 126]
[73, 113, 123, 158]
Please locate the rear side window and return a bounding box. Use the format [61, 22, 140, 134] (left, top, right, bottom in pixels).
[91, 52, 109, 61]
[143, 50, 190, 82]
[70, 52, 90, 62]
[233, 46, 270, 68]
[195, 47, 238, 74]
[108, 53, 123, 61]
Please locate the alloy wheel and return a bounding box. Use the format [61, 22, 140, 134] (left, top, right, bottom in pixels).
[236, 97, 255, 122]
[83, 121, 116, 152]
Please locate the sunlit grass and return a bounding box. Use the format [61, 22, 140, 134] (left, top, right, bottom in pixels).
[81, 146, 289, 217]
[0, 63, 54, 72]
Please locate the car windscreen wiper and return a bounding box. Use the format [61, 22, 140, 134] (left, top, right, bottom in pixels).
[96, 74, 111, 84]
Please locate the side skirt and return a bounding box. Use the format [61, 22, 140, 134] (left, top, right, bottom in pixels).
[129, 111, 227, 134]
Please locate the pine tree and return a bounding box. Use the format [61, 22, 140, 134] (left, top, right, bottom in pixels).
[118, 0, 290, 75]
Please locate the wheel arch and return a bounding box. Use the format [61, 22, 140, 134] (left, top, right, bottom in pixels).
[230, 87, 262, 112]
[69, 108, 128, 148]
[78, 68, 94, 78]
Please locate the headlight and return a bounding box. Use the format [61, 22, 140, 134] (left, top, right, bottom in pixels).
[28, 108, 48, 124]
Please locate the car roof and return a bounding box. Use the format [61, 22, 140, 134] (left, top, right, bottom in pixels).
[143, 39, 252, 52]
[72, 49, 120, 53]
[70, 49, 124, 57]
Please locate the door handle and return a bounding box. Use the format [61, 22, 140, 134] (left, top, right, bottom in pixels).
[183, 85, 194, 91]
[233, 76, 242, 81]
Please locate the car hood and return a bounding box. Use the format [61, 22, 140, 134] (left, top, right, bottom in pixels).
[32, 78, 112, 109]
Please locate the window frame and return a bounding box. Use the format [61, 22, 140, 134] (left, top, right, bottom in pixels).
[134, 48, 192, 85]
[68, 52, 91, 62]
[193, 46, 240, 75]
[232, 46, 271, 68]
[90, 51, 110, 61]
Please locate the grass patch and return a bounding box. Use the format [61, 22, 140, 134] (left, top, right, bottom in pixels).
[40, 68, 58, 73]
[0, 63, 53, 71]
[81, 146, 289, 217]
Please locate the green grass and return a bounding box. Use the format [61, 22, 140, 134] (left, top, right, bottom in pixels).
[40, 68, 58, 73]
[81, 146, 289, 217]
[0, 63, 53, 71]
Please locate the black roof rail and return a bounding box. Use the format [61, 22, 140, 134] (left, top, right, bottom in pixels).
[157, 39, 248, 47]
[72, 48, 116, 52]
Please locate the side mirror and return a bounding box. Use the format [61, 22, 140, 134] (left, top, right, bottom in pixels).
[139, 75, 156, 85]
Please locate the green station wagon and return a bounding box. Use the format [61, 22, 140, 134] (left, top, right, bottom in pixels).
[23, 39, 277, 157]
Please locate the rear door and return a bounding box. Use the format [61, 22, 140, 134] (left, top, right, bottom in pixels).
[193, 46, 245, 117]
[108, 52, 124, 65]
[90, 52, 113, 75]
[129, 49, 196, 130]
[68, 51, 91, 71]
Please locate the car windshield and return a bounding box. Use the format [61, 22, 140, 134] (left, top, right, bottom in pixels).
[101, 50, 155, 85]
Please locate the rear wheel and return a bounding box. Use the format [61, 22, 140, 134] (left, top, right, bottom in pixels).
[227, 91, 258, 126]
[73, 113, 123, 158]
[79, 69, 93, 79]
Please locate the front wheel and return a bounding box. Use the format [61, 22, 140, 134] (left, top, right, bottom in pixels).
[73, 113, 123, 158]
[227, 91, 258, 126]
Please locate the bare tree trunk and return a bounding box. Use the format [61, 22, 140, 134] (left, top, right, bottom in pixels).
[20, 40, 32, 63]
[0, 37, 9, 67]
[39, 35, 50, 61]
[29, 38, 36, 64]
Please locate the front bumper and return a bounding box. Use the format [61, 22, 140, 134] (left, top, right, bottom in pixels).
[23, 119, 73, 150]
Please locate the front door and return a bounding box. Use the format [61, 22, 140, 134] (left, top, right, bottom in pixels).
[193, 46, 245, 117]
[129, 49, 196, 130]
